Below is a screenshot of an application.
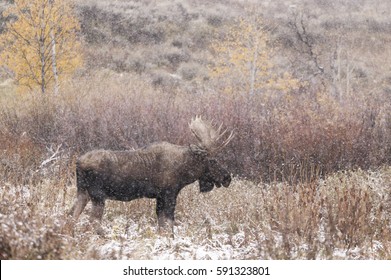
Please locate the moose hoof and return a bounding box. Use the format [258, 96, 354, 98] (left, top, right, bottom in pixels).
[157, 227, 174, 238]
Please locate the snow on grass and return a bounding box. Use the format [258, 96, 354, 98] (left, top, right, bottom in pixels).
[95, 220, 259, 260]
[1, 169, 391, 259]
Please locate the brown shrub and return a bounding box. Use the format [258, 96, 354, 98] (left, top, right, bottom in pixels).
[1, 71, 390, 181]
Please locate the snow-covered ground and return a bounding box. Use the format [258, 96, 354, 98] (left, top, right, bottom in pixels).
[1, 170, 391, 259]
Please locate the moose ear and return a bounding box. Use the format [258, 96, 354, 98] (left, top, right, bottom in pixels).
[189, 144, 208, 158]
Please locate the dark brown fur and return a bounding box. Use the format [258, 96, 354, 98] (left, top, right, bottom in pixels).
[69, 141, 231, 235]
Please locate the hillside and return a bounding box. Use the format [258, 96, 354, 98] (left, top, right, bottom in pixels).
[72, 0, 391, 93]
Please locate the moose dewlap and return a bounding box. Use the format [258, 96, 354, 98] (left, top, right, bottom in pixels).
[69, 117, 234, 235]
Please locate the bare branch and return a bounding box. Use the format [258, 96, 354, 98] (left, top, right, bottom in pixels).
[289, 12, 324, 75]
[40, 143, 62, 168]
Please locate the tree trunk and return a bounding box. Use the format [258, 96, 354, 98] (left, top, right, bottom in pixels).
[249, 38, 258, 96]
[40, 40, 46, 95]
[50, 29, 59, 95]
[39, 2, 46, 95]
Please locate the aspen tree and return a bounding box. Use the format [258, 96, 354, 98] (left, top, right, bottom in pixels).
[0, 0, 82, 94]
[210, 16, 300, 96]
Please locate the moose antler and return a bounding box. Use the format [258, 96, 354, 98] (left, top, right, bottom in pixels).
[189, 116, 234, 154]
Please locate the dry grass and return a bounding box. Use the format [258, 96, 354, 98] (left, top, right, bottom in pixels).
[1, 165, 390, 259]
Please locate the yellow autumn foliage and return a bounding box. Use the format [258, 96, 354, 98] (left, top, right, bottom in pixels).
[209, 16, 300, 96]
[0, 0, 83, 94]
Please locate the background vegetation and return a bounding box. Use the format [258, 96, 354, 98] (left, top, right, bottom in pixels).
[0, 0, 391, 259]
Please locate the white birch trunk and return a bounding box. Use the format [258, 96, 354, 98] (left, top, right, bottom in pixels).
[249, 39, 258, 96]
[50, 29, 59, 95]
[40, 44, 46, 95]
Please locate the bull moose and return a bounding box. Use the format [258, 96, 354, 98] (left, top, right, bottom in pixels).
[69, 116, 234, 235]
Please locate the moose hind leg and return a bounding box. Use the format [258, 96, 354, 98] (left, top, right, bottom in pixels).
[69, 189, 90, 220]
[90, 199, 105, 221]
[90, 199, 106, 235]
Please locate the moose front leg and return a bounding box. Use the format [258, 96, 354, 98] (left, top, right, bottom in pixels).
[156, 191, 178, 237]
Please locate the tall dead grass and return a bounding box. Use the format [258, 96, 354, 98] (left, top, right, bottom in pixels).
[1, 166, 390, 259]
